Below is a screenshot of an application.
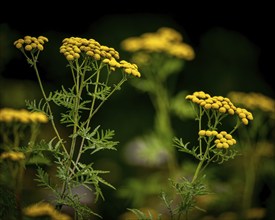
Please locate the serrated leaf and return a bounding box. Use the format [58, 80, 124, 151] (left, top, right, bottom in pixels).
[27, 155, 51, 165]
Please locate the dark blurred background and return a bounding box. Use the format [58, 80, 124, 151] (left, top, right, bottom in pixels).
[1, 4, 274, 95]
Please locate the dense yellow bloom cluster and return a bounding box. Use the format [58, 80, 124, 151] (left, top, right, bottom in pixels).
[60, 37, 141, 77]
[120, 27, 195, 60]
[23, 202, 72, 220]
[0, 151, 25, 161]
[14, 36, 48, 51]
[60, 37, 119, 61]
[0, 108, 48, 123]
[186, 91, 253, 125]
[198, 130, 237, 149]
[228, 91, 275, 114]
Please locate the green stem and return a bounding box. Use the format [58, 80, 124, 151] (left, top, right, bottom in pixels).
[198, 107, 203, 159]
[59, 60, 88, 203]
[69, 60, 83, 160]
[192, 159, 204, 183]
[73, 70, 127, 170]
[1, 125, 12, 148]
[70, 63, 103, 173]
[12, 124, 20, 149]
[242, 151, 256, 213]
[25, 123, 39, 159]
[87, 62, 102, 124]
[15, 160, 25, 220]
[153, 82, 172, 138]
[31, 53, 69, 157]
[192, 141, 211, 183]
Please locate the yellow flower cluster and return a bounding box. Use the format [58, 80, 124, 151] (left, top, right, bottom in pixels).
[120, 27, 195, 60]
[14, 36, 48, 51]
[102, 59, 140, 77]
[186, 91, 253, 125]
[23, 202, 72, 220]
[60, 37, 141, 77]
[0, 151, 25, 161]
[198, 130, 237, 149]
[0, 108, 48, 123]
[228, 91, 275, 114]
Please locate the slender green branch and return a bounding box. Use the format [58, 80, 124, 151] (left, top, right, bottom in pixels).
[31, 53, 69, 157]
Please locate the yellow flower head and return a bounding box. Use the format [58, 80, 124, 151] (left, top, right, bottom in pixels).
[228, 91, 275, 118]
[0, 108, 48, 124]
[14, 36, 48, 52]
[60, 37, 119, 62]
[186, 91, 253, 125]
[214, 131, 237, 149]
[198, 130, 236, 149]
[30, 111, 49, 123]
[121, 27, 195, 60]
[23, 202, 72, 220]
[60, 37, 141, 77]
[0, 151, 25, 161]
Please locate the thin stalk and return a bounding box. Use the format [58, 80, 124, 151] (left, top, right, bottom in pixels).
[59, 60, 89, 203]
[192, 141, 211, 183]
[12, 124, 20, 149]
[242, 150, 256, 212]
[198, 107, 203, 159]
[30, 53, 69, 157]
[69, 60, 83, 160]
[191, 159, 204, 183]
[73, 70, 127, 170]
[68, 63, 103, 176]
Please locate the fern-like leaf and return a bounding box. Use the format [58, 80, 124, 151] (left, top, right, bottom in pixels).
[25, 98, 49, 115]
[34, 166, 58, 194]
